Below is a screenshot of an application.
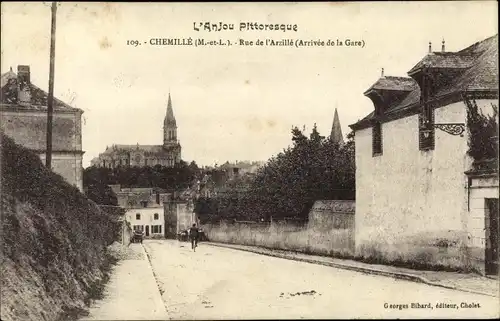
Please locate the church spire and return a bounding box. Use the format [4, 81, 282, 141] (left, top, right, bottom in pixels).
[330, 107, 344, 146]
[164, 92, 178, 145]
[165, 92, 176, 126]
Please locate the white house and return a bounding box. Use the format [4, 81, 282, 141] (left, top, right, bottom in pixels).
[112, 185, 168, 238]
[125, 206, 164, 238]
[349, 35, 498, 275]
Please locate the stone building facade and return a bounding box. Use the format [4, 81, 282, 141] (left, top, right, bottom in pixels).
[91, 94, 181, 168]
[349, 35, 498, 274]
[0, 65, 84, 191]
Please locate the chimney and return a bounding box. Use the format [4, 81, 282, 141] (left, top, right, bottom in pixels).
[381, 68, 384, 77]
[441, 39, 446, 52]
[428, 42, 432, 53]
[17, 65, 31, 105]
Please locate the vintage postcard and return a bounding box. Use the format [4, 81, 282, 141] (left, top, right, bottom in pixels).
[0, 1, 499, 320]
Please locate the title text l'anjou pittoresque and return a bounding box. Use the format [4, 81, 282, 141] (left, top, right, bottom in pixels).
[193, 22, 298, 33]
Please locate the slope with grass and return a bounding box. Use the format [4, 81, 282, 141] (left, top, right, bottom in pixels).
[1, 132, 121, 321]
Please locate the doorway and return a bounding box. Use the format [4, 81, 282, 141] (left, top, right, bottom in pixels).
[485, 198, 499, 275]
[145, 225, 150, 237]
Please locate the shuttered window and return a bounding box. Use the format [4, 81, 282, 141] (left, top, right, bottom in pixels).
[372, 122, 383, 156]
[418, 104, 435, 151]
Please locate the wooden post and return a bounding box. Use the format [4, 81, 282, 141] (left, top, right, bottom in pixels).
[46, 2, 57, 169]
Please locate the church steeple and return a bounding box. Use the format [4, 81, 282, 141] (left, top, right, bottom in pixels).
[164, 93, 178, 145]
[330, 107, 344, 146]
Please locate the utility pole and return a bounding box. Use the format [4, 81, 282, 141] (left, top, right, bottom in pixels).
[46, 1, 57, 169]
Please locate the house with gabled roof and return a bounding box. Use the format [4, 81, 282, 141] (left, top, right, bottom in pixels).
[1, 65, 84, 191]
[349, 35, 498, 275]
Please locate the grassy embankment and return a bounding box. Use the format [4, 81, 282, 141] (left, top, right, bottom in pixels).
[1, 133, 123, 321]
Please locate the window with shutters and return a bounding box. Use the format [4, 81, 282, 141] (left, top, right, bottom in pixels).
[418, 69, 435, 151]
[418, 103, 435, 151]
[372, 122, 383, 156]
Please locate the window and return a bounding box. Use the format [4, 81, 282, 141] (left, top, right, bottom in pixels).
[152, 225, 162, 234]
[136, 213, 141, 220]
[372, 122, 383, 156]
[133, 225, 144, 232]
[418, 71, 435, 151]
[154, 213, 159, 220]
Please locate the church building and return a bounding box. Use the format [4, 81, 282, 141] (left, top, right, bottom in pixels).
[91, 94, 181, 168]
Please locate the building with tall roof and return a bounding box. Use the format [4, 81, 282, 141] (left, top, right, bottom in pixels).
[0, 65, 84, 191]
[349, 35, 498, 275]
[90, 93, 181, 168]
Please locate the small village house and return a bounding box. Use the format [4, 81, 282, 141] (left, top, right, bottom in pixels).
[1, 65, 84, 191]
[113, 185, 168, 238]
[349, 35, 498, 274]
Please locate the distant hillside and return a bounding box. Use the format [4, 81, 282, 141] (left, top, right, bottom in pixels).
[0, 132, 121, 321]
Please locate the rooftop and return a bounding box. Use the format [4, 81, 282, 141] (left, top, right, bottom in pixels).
[363, 76, 419, 95]
[1, 67, 82, 113]
[351, 34, 498, 130]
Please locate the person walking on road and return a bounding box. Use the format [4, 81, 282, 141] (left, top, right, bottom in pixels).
[189, 223, 199, 252]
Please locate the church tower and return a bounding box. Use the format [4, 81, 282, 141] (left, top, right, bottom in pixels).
[330, 107, 344, 146]
[163, 93, 177, 146]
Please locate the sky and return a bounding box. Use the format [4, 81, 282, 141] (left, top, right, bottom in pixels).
[1, 1, 498, 168]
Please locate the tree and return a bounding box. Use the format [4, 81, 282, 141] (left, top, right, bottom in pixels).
[85, 183, 118, 206]
[83, 161, 199, 191]
[214, 124, 356, 222]
[466, 99, 498, 162]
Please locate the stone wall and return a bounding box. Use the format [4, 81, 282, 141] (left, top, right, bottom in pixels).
[0, 110, 81, 151]
[204, 221, 355, 257]
[163, 200, 197, 238]
[0, 110, 83, 191]
[308, 200, 355, 231]
[176, 202, 196, 232]
[468, 175, 499, 273]
[39, 153, 83, 191]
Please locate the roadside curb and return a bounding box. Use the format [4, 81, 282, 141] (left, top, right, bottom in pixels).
[139, 244, 170, 319]
[205, 242, 498, 298]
